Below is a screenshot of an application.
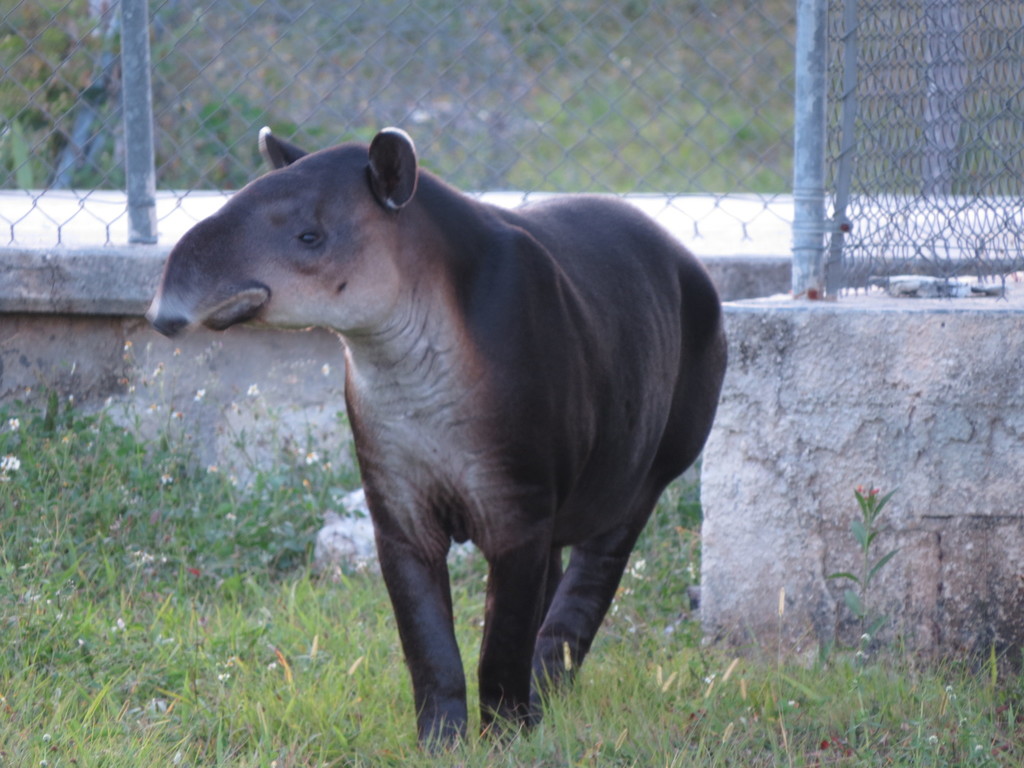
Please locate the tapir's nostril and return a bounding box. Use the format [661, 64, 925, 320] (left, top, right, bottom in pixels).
[150, 313, 190, 338]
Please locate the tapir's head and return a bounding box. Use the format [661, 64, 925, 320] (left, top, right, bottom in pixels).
[147, 127, 419, 337]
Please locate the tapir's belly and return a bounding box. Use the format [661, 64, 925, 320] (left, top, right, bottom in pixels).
[357, 392, 668, 562]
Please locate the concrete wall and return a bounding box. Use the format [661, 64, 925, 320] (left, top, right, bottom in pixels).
[701, 292, 1024, 657]
[1, 245, 787, 479]
[1, 310, 354, 482]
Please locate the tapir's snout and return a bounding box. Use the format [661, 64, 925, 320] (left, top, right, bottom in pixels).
[147, 283, 271, 337]
[147, 307, 190, 337]
[145, 290, 192, 337]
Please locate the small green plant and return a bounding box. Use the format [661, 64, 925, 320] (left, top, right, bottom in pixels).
[829, 485, 900, 643]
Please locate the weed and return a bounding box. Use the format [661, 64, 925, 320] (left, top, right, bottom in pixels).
[829, 485, 900, 646]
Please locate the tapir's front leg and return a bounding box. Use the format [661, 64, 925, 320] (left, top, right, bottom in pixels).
[478, 534, 554, 733]
[375, 535, 467, 745]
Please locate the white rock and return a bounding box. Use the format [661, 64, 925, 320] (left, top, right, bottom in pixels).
[313, 489, 378, 574]
[313, 488, 479, 576]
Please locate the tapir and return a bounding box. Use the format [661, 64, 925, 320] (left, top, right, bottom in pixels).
[147, 127, 727, 745]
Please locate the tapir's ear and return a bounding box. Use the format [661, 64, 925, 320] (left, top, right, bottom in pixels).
[258, 126, 308, 170]
[368, 128, 417, 210]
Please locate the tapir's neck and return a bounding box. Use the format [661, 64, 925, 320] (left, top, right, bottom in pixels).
[341, 268, 479, 419]
[341, 181, 491, 416]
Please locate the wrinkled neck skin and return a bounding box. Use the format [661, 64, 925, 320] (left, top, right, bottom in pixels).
[344, 192, 484, 414]
[338, 205, 478, 422]
[342, 276, 467, 416]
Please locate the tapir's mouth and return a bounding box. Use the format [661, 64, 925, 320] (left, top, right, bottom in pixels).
[203, 285, 271, 330]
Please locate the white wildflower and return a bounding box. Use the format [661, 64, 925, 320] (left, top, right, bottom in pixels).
[132, 550, 155, 565]
[321, 363, 331, 376]
[305, 451, 320, 466]
[7, 418, 19, 431]
[247, 384, 260, 397]
[194, 389, 206, 402]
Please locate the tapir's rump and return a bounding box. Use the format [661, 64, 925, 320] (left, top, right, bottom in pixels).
[149, 127, 726, 746]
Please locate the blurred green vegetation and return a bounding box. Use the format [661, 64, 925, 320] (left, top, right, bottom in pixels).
[0, 0, 122, 189]
[1, 0, 795, 192]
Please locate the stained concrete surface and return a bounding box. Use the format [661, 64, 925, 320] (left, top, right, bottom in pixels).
[701, 288, 1024, 656]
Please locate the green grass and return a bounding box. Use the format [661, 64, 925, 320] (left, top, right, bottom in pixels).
[2, 397, 1023, 766]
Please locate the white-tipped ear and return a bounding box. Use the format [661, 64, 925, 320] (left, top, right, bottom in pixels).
[258, 126, 308, 170]
[368, 128, 418, 210]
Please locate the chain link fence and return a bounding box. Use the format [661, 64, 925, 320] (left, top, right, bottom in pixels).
[827, 0, 1024, 288]
[1, 0, 795, 252]
[3, 1, 1023, 290]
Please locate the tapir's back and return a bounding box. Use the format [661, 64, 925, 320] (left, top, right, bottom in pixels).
[512, 195, 722, 352]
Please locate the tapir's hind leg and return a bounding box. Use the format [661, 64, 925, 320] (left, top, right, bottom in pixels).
[529, 485, 665, 712]
[478, 535, 556, 733]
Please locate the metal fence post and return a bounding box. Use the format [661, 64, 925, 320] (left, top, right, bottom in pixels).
[120, 0, 158, 244]
[826, 0, 859, 295]
[791, 0, 829, 299]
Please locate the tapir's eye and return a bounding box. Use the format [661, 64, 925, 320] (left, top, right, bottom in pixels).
[297, 231, 322, 246]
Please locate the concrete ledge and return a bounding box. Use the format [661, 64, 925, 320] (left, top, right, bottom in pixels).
[0, 245, 789, 316]
[1, 241, 787, 481]
[0, 246, 169, 315]
[0, 246, 169, 316]
[701, 291, 1024, 657]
